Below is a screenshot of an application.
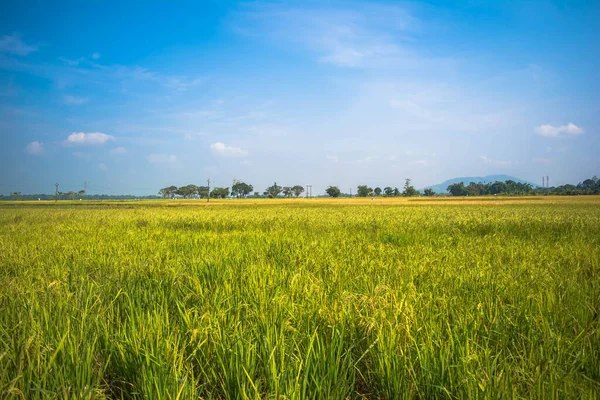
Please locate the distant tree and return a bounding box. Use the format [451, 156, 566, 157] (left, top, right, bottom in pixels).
[10, 192, 21, 200]
[231, 180, 254, 198]
[447, 182, 468, 196]
[292, 185, 305, 198]
[325, 186, 341, 197]
[403, 178, 418, 197]
[374, 187, 382, 196]
[66, 191, 75, 200]
[253, 191, 260, 198]
[176, 184, 198, 199]
[393, 187, 401, 196]
[77, 190, 85, 199]
[159, 185, 178, 199]
[210, 187, 230, 199]
[264, 182, 283, 198]
[357, 185, 372, 197]
[282, 186, 293, 197]
[196, 186, 210, 198]
[383, 187, 394, 196]
[423, 188, 435, 197]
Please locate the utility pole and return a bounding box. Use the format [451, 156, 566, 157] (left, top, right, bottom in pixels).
[546, 176, 549, 188]
[306, 185, 312, 199]
[207, 178, 210, 203]
[55, 183, 59, 202]
[350, 188, 352, 197]
[306, 185, 309, 199]
[542, 177, 545, 188]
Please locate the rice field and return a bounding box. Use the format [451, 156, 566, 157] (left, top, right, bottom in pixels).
[1, 197, 599, 399]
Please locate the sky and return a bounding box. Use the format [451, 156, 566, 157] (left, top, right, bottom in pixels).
[1, 0, 599, 195]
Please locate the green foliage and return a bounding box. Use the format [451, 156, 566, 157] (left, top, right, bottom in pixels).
[1, 199, 599, 398]
[231, 180, 254, 198]
[210, 187, 230, 198]
[403, 178, 418, 197]
[357, 185, 372, 197]
[325, 186, 341, 197]
[292, 185, 305, 198]
[263, 182, 283, 198]
[423, 188, 435, 196]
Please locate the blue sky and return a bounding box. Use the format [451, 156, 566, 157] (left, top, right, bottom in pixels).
[1, 0, 598, 195]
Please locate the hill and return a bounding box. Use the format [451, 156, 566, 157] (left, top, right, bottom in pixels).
[425, 175, 537, 194]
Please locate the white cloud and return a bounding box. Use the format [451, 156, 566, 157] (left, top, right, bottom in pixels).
[534, 123, 583, 137]
[412, 159, 432, 167]
[234, 3, 416, 68]
[73, 152, 92, 160]
[147, 153, 178, 164]
[98, 163, 107, 171]
[110, 146, 127, 155]
[63, 95, 89, 105]
[479, 155, 511, 167]
[65, 132, 114, 145]
[58, 57, 84, 66]
[326, 155, 339, 162]
[92, 52, 101, 60]
[532, 157, 552, 166]
[26, 141, 44, 154]
[0, 34, 37, 56]
[210, 142, 248, 157]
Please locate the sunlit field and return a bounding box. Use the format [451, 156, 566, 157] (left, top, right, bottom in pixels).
[1, 197, 599, 398]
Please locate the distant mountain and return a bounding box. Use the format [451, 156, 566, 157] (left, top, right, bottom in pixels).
[425, 175, 538, 194]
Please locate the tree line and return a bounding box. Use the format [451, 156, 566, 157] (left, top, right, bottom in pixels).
[446, 176, 600, 196]
[158, 181, 307, 199]
[3, 176, 600, 200]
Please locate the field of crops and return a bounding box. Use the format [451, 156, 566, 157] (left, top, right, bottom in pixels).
[1, 197, 599, 398]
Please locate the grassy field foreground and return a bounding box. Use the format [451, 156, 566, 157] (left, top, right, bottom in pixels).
[1, 197, 599, 398]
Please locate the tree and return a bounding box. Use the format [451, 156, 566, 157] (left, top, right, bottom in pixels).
[292, 185, 305, 198]
[196, 186, 210, 198]
[383, 187, 394, 196]
[282, 187, 293, 197]
[423, 188, 435, 197]
[357, 185, 372, 197]
[403, 178, 418, 197]
[231, 180, 253, 198]
[210, 187, 230, 198]
[325, 186, 341, 197]
[393, 187, 401, 196]
[77, 190, 85, 199]
[374, 187, 382, 196]
[159, 185, 178, 199]
[176, 184, 198, 198]
[10, 192, 21, 200]
[264, 182, 282, 198]
[447, 182, 468, 196]
[253, 191, 260, 198]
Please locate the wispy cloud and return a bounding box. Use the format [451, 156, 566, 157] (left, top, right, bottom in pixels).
[479, 155, 511, 167]
[63, 95, 89, 105]
[233, 3, 418, 68]
[98, 163, 107, 171]
[26, 141, 44, 155]
[147, 153, 177, 164]
[65, 132, 115, 145]
[534, 123, 583, 137]
[92, 52, 101, 60]
[210, 142, 248, 157]
[110, 146, 127, 155]
[73, 152, 92, 160]
[0, 34, 37, 56]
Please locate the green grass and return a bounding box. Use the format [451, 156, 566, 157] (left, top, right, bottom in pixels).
[1, 198, 599, 398]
